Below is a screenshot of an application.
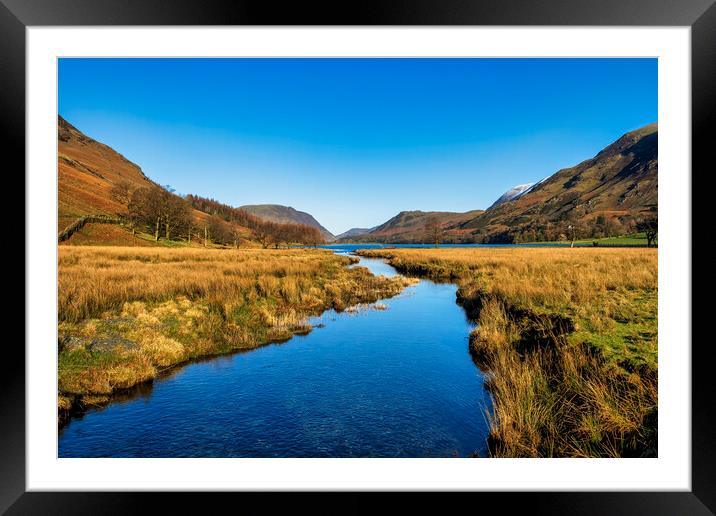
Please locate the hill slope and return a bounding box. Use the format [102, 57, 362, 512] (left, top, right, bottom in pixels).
[345, 210, 485, 243]
[463, 123, 658, 242]
[58, 116, 254, 244]
[240, 204, 335, 241]
[335, 227, 375, 240]
[58, 115, 156, 232]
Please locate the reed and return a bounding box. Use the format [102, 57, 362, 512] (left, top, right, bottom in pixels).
[357, 247, 658, 457]
[58, 246, 414, 421]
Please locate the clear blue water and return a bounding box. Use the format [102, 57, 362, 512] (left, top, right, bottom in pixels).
[58, 254, 492, 457]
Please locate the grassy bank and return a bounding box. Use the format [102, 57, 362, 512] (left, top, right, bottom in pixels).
[526, 232, 654, 246]
[58, 246, 414, 423]
[356, 247, 657, 457]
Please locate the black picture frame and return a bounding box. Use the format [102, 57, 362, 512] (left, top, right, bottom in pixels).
[5, 0, 712, 513]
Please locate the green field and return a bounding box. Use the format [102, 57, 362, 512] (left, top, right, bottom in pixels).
[528, 232, 654, 246]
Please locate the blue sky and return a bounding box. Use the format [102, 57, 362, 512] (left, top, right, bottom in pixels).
[58, 58, 657, 235]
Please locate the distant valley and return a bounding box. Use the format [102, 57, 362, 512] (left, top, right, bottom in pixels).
[334, 227, 375, 240]
[339, 123, 657, 244]
[57, 116, 657, 246]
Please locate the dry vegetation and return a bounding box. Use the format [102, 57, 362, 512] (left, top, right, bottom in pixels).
[357, 247, 658, 458]
[58, 246, 414, 422]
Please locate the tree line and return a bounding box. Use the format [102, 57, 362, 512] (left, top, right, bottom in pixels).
[185, 194, 325, 247]
[422, 211, 658, 247]
[484, 212, 658, 246]
[115, 181, 324, 247]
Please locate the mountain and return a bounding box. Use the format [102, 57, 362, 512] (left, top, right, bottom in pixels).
[346, 123, 657, 244]
[335, 227, 375, 240]
[58, 117, 331, 247]
[462, 123, 658, 242]
[240, 204, 336, 242]
[58, 116, 253, 244]
[58, 115, 156, 232]
[344, 209, 484, 243]
[59, 115, 657, 246]
[488, 183, 536, 210]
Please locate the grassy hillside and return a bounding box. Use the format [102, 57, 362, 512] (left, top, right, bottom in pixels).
[58, 117, 329, 248]
[463, 123, 658, 243]
[58, 223, 161, 247]
[58, 116, 255, 244]
[58, 116, 155, 232]
[344, 209, 484, 243]
[335, 227, 374, 239]
[348, 124, 657, 245]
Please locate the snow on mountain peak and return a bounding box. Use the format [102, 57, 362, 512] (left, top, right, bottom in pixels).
[488, 182, 535, 210]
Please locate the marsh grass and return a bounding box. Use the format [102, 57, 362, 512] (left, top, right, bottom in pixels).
[58, 246, 413, 421]
[357, 247, 658, 457]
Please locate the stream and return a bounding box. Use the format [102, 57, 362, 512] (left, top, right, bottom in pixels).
[58, 245, 491, 457]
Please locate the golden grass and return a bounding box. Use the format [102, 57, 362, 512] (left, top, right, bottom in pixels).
[357, 247, 658, 457]
[58, 246, 413, 421]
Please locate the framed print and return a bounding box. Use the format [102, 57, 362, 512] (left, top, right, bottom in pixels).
[5, 0, 714, 513]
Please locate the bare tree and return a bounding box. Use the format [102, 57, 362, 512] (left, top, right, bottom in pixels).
[127, 186, 192, 242]
[424, 216, 442, 247]
[159, 190, 191, 241]
[231, 225, 243, 248]
[110, 179, 133, 205]
[636, 217, 658, 247]
[128, 187, 164, 241]
[568, 224, 576, 248]
[304, 227, 324, 247]
[206, 216, 234, 246]
[253, 223, 274, 249]
[183, 193, 327, 249]
[186, 220, 196, 244]
[544, 222, 555, 242]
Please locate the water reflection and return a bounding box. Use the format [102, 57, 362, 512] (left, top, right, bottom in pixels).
[59, 253, 491, 457]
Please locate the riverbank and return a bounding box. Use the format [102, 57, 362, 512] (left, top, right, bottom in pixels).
[356, 247, 658, 458]
[58, 246, 415, 425]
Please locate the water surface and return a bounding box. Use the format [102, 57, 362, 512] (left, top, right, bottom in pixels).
[59, 253, 491, 457]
